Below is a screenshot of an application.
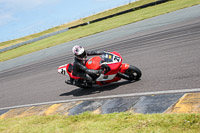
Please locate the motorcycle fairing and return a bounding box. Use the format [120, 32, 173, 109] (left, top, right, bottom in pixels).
[96, 73, 117, 81]
[101, 51, 122, 64]
[86, 51, 123, 75]
[96, 76, 121, 85]
[119, 63, 130, 73]
[86, 56, 101, 70]
[104, 62, 121, 75]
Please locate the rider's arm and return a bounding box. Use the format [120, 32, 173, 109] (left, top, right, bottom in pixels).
[74, 61, 88, 72]
[74, 61, 100, 75]
[86, 50, 103, 56]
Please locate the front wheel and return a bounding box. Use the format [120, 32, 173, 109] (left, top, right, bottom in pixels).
[124, 65, 142, 81]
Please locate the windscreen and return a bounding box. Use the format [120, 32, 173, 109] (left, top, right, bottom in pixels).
[101, 52, 121, 63]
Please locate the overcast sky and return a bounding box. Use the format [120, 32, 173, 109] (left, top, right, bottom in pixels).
[0, 0, 137, 43]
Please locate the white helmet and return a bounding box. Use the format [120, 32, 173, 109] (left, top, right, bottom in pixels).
[72, 45, 87, 60]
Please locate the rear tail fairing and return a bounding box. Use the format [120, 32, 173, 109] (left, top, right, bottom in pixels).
[58, 64, 81, 79]
[58, 64, 69, 76]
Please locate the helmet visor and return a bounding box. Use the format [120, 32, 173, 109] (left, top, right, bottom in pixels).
[79, 51, 86, 58]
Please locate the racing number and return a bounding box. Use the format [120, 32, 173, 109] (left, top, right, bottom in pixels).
[61, 69, 66, 75]
[114, 56, 120, 62]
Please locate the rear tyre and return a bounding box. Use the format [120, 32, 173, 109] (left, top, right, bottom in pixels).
[125, 65, 142, 81]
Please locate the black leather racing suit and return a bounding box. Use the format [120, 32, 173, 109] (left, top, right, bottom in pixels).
[72, 50, 103, 83]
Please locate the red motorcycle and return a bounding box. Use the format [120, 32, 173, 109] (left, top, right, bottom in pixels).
[58, 51, 142, 88]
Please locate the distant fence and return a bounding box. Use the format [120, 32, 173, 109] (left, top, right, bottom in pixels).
[0, 0, 171, 53]
[69, 0, 171, 29]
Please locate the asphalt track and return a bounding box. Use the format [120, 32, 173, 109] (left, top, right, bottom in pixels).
[1, 5, 200, 109]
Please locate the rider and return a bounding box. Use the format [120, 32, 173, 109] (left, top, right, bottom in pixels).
[66, 45, 103, 87]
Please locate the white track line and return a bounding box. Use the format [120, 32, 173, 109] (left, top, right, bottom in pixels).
[0, 88, 200, 111]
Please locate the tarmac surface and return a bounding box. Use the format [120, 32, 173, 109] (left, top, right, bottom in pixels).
[0, 5, 200, 110]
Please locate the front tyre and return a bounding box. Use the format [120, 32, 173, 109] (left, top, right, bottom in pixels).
[125, 65, 142, 81]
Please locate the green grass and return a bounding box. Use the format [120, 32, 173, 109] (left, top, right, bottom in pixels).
[0, 0, 200, 62]
[0, 112, 200, 133]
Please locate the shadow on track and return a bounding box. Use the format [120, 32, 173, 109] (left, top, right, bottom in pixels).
[60, 80, 138, 97]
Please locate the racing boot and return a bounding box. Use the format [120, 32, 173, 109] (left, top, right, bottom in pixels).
[65, 80, 72, 85]
[65, 78, 74, 85]
[87, 82, 93, 88]
[74, 80, 88, 88]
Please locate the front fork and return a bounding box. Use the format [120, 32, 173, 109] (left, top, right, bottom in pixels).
[119, 63, 130, 73]
[117, 63, 130, 80]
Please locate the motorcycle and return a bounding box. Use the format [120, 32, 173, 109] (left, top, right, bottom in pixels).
[58, 51, 142, 88]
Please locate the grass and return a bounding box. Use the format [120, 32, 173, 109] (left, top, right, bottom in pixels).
[0, 0, 200, 62]
[0, 112, 200, 133]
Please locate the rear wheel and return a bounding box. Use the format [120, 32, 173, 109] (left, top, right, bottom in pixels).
[125, 65, 142, 81]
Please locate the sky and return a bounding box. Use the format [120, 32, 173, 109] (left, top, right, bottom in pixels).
[0, 0, 137, 43]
